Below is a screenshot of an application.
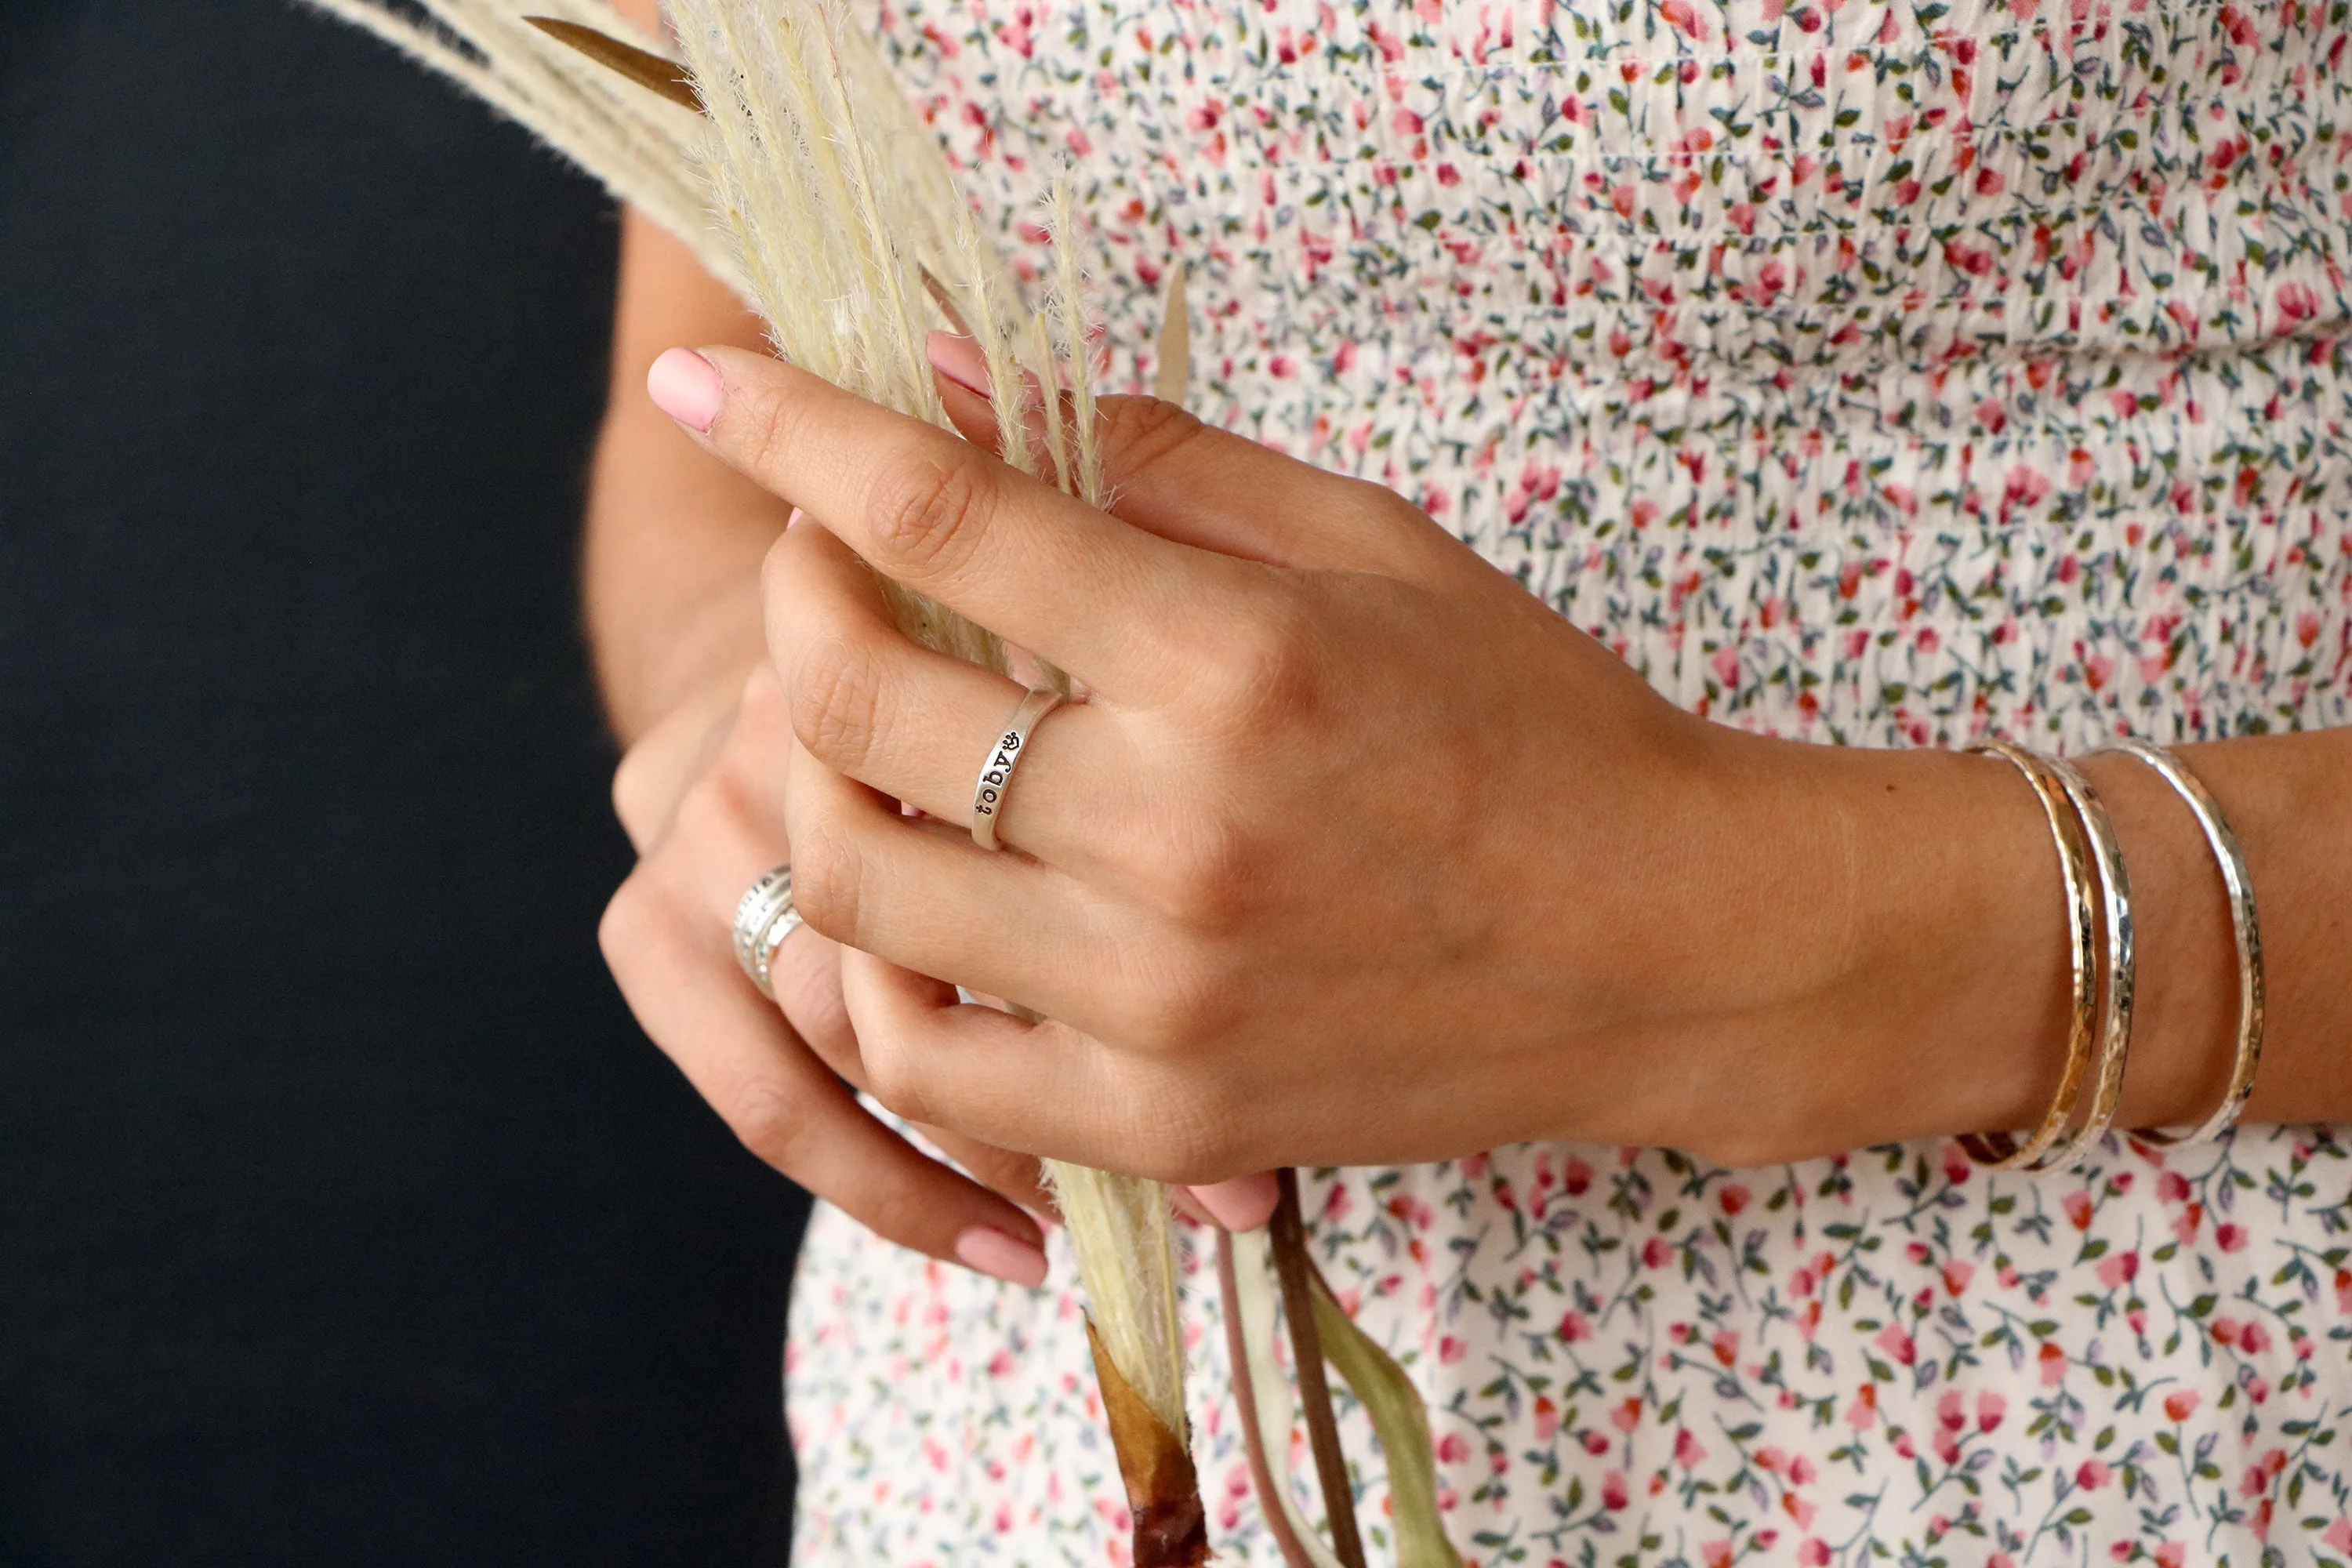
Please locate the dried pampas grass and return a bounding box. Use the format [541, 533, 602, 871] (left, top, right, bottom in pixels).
[304, 2, 1203, 1558]
[307, 5, 1467, 1562]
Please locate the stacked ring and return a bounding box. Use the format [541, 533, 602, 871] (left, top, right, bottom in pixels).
[731, 862, 805, 1000]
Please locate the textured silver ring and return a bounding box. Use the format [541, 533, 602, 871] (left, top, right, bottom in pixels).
[970, 688, 1064, 851]
[731, 863, 804, 1001]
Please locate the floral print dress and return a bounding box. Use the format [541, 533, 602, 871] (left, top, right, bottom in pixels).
[785, 0, 2352, 1559]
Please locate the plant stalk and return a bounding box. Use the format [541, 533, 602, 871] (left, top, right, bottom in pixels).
[1270, 1170, 1367, 1568]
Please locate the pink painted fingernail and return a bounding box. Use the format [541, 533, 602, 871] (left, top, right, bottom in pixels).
[647, 347, 724, 431]
[1189, 1172, 1281, 1232]
[926, 330, 993, 398]
[955, 1225, 1049, 1288]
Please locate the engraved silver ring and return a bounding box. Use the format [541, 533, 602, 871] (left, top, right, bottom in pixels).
[731, 862, 805, 1001]
[969, 688, 1065, 851]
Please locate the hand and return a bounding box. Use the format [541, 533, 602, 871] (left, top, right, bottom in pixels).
[600, 656, 1067, 1285]
[641, 342, 2098, 1178]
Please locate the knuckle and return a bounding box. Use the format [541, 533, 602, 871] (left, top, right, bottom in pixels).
[668, 757, 756, 851]
[1114, 946, 1241, 1055]
[1120, 1085, 1240, 1186]
[726, 1076, 818, 1171]
[865, 446, 998, 580]
[791, 636, 891, 774]
[609, 746, 665, 850]
[1199, 593, 1329, 732]
[739, 384, 816, 495]
[596, 875, 654, 975]
[857, 1035, 932, 1125]
[597, 869, 684, 992]
[1133, 811, 1261, 933]
[738, 658, 789, 732]
[1097, 395, 1212, 477]
[785, 819, 866, 946]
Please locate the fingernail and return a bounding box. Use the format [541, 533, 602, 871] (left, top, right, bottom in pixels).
[786, 506, 808, 530]
[1189, 1173, 1281, 1232]
[926, 330, 993, 398]
[955, 1224, 1048, 1288]
[647, 347, 724, 431]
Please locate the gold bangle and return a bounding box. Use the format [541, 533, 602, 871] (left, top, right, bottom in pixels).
[1962, 742, 2102, 1171]
[2032, 753, 2136, 1171]
[2098, 739, 2266, 1145]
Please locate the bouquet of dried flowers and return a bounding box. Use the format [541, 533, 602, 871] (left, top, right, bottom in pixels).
[304, 5, 1462, 1561]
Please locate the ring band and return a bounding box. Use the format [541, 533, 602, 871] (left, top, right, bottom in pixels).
[731, 863, 804, 1001]
[971, 688, 1064, 851]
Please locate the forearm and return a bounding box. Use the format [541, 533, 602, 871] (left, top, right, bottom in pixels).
[585, 209, 786, 744]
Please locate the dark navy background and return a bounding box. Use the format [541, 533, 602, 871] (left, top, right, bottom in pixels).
[0, 3, 805, 1561]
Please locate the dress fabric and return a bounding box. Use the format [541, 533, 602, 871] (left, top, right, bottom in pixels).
[786, 0, 2352, 1559]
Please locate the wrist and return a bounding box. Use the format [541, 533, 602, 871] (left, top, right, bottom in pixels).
[1678, 738, 2072, 1164]
[1749, 741, 2243, 1165]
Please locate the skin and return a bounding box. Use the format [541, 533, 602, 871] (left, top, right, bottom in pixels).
[586, 198, 2352, 1283]
[591, 215, 1093, 1286]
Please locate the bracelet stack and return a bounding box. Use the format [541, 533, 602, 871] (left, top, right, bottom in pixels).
[1960, 737, 2265, 1172]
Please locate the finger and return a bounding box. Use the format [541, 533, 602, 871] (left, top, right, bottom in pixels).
[783, 737, 1121, 1026]
[839, 951, 1237, 1183]
[611, 673, 743, 854]
[599, 878, 1049, 1284]
[836, 949, 1127, 1168]
[770, 925, 1057, 1223]
[768, 920, 859, 1069]
[1186, 1173, 1281, 1231]
[764, 519, 1143, 868]
[927, 334, 1449, 579]
[916, 1123, 1059, 1225]
[659, 344, 1261, 701]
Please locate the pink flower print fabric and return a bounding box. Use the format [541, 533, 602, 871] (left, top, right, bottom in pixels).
[785, 0, 2352, 1559]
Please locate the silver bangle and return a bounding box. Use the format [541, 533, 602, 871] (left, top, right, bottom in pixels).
[2098, 739, 2265, 1145]
[1962, 742, 2102, 1172]
[2033, 753, 2137, 1171]
[970, 688, 1064, 851]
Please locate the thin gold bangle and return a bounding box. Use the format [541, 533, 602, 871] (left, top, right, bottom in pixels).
[2099, 739, 2266, 1145]
[2032, 754, 2136, 1171]
[1962, 742, 2101, 1171]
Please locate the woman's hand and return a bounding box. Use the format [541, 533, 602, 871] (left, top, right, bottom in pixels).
[600, 655, 1069, 1285]
[637, 341, 2145, 1178]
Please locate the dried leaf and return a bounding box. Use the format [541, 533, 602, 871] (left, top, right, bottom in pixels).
[1272, 1171, 1367, 1568]
[1308, 1267, 1465, 1568]
[523, 16, 703, 113]
[1220, 1231, 1346, 1568]
[1088, 1320, 1210, 1566]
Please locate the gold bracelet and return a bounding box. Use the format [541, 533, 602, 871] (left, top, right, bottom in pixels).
[2097, 739, 2266, 1145]
[2032, 753, 2136, 1170]
[1962, 742, 2102, 1171]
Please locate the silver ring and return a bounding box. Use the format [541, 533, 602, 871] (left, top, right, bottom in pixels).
[970, 688, 1064, 851]
[731, 863, 805, 1001]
